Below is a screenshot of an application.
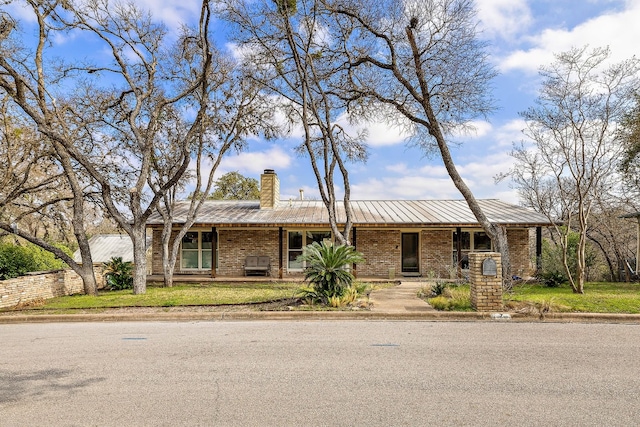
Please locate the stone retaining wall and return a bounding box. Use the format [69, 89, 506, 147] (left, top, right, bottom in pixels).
[0, 267, 104, 309]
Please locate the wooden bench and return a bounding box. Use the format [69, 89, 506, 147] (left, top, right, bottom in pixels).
[243, 256, 271, 276]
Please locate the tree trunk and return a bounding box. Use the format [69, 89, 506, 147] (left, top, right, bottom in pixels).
[131, 226, 148, 295]
[404, 26, 512, 289]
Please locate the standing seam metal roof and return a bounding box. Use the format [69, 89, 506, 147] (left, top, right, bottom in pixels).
[146, 199, 552, 227]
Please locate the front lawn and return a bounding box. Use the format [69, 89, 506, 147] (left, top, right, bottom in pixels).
[504, 282, 640, 314]
[22, 282, 303, 311]
[422, 281, 640, 314]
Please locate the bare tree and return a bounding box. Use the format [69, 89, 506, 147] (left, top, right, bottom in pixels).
[153, 58, 278, 287]
[0, 97, 100, 295]
[0, 0, 215, 294]
[324, 0, 512, 284]
[507, 46, 639, 293]
[222, 0, 367, 245]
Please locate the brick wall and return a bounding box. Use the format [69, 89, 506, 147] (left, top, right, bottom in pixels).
[218, 229, 280, 277]
[507, 228, 534, 277]
[0, 266, 105, 309]
[151, 228, 179, 275]
[356, 230, 401, 277]
[149, 226, 535, 279]
[421, 230, 454, 279]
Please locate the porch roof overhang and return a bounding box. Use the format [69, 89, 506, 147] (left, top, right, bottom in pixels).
[620, 211, 640, 219]
[146, 199, 552, 229]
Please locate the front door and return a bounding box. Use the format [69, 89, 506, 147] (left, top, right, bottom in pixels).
[401, 233, 419, 274]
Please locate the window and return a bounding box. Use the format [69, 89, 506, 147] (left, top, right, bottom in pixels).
[473, 232, 492, 251]
[288, 230, 331, 270]
[181, 231, 215, 270]
[288, 231, 304, 270]
[452, 230, 492, 269]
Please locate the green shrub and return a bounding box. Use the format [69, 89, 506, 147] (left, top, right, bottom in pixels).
[103, 257, 134, 290]
[297, 241, 364, 302]
[540, 230, 597, 285]
[427, 286, 472, 311]
[539, 270, 565, 287]
[430, 281, 449, 296]
[0, 242, 69, 280]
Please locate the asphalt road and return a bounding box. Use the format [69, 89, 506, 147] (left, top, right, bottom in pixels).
[1, 320, 639, 426]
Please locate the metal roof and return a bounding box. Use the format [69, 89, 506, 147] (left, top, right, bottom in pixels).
[72, 234, 150, 264]
[620, 212, 640, 219]
[146, 199, 551, 228]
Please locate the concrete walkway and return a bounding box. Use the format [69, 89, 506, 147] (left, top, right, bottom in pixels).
[369, 280, 435, 313]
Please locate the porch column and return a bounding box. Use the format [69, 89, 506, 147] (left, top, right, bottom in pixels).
[536, 227, 542, 273]
[211, 227, 217, 278]
[352, 227, 357, 279]
[278, 227, 283, 279]
[456, 227, 462, 278]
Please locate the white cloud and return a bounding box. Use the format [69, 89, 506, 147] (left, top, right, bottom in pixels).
[220, 146, 293, 175]
[132, 0, 202, 32]
[476, 0, 532, 40]
[499, 1, 640, 73]
[3, 2, 36, 23]
[351, 150, 520, 203]
[450, 120, 494, 139]
[334, 113, 411, 147]
[362, 120, 411, 147]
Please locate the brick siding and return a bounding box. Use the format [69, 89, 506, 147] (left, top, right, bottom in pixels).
[421, 230, 454, 279]
[356, 230, 402, 277]
[507, 228, 534, 277]
[218, 229, 279, 277]
[150, 226, 535, 279]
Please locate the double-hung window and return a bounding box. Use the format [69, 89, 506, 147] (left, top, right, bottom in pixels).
[452, 230, 492, 269]
[287, 230, 331, 270]
[181, 231, 214, 270]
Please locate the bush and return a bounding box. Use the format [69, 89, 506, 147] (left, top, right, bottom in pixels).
[539, 229, 597, 285]
[103, 257, 134, 290]
[0, 242, 69, 280]
[297, 241, 364, 302]
[430, 281, 449, 296]
[427, 286, 472, 311]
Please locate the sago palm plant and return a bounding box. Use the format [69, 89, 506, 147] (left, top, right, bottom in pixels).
[298, 241, 364, 300]
[103, 256, 134, 290]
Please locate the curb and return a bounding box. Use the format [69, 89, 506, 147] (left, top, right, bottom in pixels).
[1, 310, 639, 324]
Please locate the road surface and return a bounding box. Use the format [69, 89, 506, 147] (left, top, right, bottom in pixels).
[1, 320, 639, 426]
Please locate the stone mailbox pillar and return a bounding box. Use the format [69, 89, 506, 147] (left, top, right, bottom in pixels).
[469, 252, 503, 312]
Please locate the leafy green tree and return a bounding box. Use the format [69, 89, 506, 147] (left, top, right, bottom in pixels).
[619, 93, 640, 198]
[211, 172, 260, 200]
[298, 241, 364, 302]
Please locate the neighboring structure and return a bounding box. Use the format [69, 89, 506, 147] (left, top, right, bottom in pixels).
[72, 234, 151, 265]
[147, 170, 551, 279]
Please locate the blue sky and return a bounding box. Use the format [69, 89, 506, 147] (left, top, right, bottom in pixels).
[6, 0, 640, 204]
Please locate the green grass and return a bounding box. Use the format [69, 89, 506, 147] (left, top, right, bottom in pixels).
[422, 282, 640, 314]
[426, 284, 473, 311]
[25, 282, 302, 311]
[505, 282, 640, 314]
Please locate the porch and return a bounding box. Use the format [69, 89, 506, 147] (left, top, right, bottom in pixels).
[145, 274, 398, 285]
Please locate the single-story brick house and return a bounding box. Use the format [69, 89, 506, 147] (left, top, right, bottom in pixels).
[147, 170, 551, 279]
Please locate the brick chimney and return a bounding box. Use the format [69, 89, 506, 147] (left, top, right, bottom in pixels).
[260, 169, 279, 209]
